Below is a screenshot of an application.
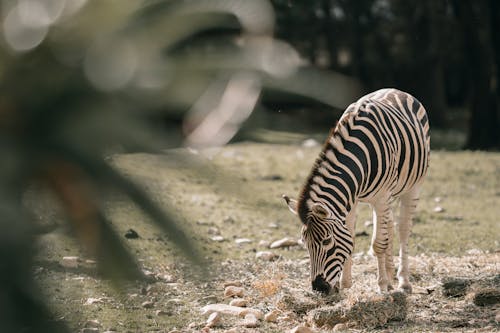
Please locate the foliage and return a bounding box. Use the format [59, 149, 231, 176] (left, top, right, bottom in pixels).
[0, 0, 361, 331]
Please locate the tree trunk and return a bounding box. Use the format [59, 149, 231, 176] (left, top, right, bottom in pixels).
[453, 0, 500, 149]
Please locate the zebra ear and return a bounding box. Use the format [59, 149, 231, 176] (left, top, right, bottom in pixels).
[282, 195, 298, 215]
[311, 203, 329, 219]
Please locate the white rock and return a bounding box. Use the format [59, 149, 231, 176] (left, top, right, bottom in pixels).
[224, 286, 244, 298]
[270, 237, 299, 249]
[229, 298, 247, 307]
[235, 238, 252, 245]
[201, 304, 244, 317]
[256, 251, 279, 261]
[332, 323, 348, 331]
[433, 206, 445, 213]
[290, 325, 314, 333]
[240, 308, 264, 320]
[302, 138, 319, 147]
[141, 300, 154, 308]
[264, 310, 279, 322]
[201, 304, 263, 320]
[241, 313, 259, 328]
[206, 311, 221, 327]
[60, 256, 79, 268]
[207, 227, 220, 235]
[211, 236, 225, 242]
[223, 281, 242, 288]
[84, 319, 101, 328]
[85, 297, 104, 305]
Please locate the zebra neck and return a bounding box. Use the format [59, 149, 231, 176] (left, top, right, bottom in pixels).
[298, 153, 358, 222]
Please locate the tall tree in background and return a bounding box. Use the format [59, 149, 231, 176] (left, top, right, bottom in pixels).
[453, 0, 500, 149]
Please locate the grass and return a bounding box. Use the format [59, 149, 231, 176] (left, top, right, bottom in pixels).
[34, 142, 500, 332]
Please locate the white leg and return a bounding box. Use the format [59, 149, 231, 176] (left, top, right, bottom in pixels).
[341, 203, 357, 289]
[371, 200, 394, 293]
[397, 188, 419, 293]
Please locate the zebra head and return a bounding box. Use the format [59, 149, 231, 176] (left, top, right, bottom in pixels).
[283, 195, 353, 294]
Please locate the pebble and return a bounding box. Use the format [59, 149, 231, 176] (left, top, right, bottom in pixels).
[211, 236, 225, 242]
[207, 227, 220, 235]
[141, 301, 154, 308]
[223, 216, 235, 223]
[60, 256, 79, 268]
[201, 304, 263, 320]
[124, 228, 139, 239]
[256, 251, 279, 261]
[224, 286, 244, 298]
[332, 323, 348, 331]
[85, 297, 104, 305]
[82, 329, 99, 333]
[433, 206, 445, 213]
[223, 281, 242, 288]
[201, 304, 244, 317]
[270, 237, 299, 249]
[264, 310, 279, 322]
[302, 138, 319, 147]
[155, 310, 170, 316]
[290, 325, 314, 333]
[206, 312, 221, 327]
[229, 298, 247, 307]
[241, 313, 259, 328]
[235, 238, 252, 245]
[495, 310, 500, 323]
[84, 320, 101, 328]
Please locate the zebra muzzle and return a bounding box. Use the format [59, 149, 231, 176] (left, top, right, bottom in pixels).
[312, 275, 331, 294]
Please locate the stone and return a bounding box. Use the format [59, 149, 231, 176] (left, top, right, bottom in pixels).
[433, 206, 445, 213]
[290, 325, 314, 333]
[302, 138, 319, 147]
[206, 312, 221, 327]
[124, 228, 139, 239]
[201, 304, 244, 317]
[264, 310, 279, 322]
[332, 323, 349, 331]
[472, 288, 500, 306]
[256, 251, 279, 261]
[211, 236, 225, 242]
[229, 298, 247, 307]
[223, 281, 242, 288]
[241, 313, 259, 328]
[60, 256, 79, 268]
[240, 308, 264, 320]
[207, 227, 220, 235]
[270, 237, 299, 249]
[224, 286, 244, 298]
[84, 320, 101, 328]
[85, 297, 104, 305]
[442, 278, 471, 297]
[155, 310, 171, 316]
[141, 300, 154, 308]
[235, 238, 252, 245]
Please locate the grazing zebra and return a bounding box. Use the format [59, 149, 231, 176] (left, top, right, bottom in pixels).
[283, 88, 430, 294]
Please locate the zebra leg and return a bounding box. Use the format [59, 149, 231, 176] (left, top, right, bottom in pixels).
[341, 203, 357, 289]
[385, 206, 395, 290]
[371, 200, 392, 293]
[397, 188, 419, 293]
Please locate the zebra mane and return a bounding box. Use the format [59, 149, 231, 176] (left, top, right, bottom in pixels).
[296, 113, 352, 224]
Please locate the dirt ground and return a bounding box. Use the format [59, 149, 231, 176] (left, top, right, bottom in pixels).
[34, 142, 500, 332]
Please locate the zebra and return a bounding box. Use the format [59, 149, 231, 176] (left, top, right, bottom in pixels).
[283, 88, 430, 294]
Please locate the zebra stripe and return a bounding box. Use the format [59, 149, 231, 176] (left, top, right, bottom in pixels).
[290, 88, 430, 294]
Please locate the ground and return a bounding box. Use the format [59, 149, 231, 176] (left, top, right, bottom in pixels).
[34, 142, 500, 332]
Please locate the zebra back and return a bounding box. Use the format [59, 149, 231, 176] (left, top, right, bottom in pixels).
[297, 88, 430, 223]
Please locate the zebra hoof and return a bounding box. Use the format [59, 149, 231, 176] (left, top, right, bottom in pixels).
[398, 283, 412, 294]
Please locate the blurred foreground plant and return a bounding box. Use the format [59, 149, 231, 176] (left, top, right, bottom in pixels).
[0, 0, 360, 331]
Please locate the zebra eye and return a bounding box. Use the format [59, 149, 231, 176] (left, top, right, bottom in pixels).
[322, 237, 332, 246]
